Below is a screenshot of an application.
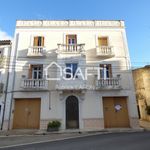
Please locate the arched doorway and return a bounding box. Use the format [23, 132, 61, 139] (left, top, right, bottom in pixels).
[66, 96, 79, 129]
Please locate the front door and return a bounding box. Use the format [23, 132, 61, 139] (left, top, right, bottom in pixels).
[13, 98, 41, 129]
[66, 96, 79, 129]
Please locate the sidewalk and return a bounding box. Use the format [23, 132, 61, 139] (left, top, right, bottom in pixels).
[0, 132, 89, 148]
[0, 128, 145, 148]
[0, 128, 144, 137]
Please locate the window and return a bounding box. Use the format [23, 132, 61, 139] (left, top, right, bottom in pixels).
[66, 63, 78, 78]
[29, 65, 43, 79]
[66, 35, 77, 45]
[33, 36, 44, 46]
[98, 37, 108, 46]
[100, 64, 112, 79]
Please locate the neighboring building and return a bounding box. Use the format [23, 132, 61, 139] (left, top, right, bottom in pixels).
[133, 66, 150, 122]
[3, 20, 139, 130]
[0, 40, 11, 129]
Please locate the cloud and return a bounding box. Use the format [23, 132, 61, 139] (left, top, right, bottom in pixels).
[0, 29, 12, 40]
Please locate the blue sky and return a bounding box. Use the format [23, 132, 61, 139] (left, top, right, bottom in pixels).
[0, 0, 149, 67]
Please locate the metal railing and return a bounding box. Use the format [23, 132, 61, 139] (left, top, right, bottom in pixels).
[96, 77, 121, 89]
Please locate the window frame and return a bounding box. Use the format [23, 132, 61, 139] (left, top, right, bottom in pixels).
[66, 35, 77, 45]
[28, 64, 43, 79]
[33, 36, 44, 47]
[100, 64, 112, 79]
[65, 63, 78, 79]
[98, 36, 109, 47]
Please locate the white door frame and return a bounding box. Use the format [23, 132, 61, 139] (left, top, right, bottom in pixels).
[60, 93, 84, 130]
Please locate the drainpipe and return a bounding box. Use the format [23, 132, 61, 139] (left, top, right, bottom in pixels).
[1, 43, 12, 130]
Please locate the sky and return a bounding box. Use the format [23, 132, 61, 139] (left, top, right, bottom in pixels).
[0, 0, 149, 67]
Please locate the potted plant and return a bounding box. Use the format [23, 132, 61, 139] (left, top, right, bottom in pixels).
[47, 120, 61, 132]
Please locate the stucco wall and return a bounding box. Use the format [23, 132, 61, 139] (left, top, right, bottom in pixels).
[3, 20, 139, 130]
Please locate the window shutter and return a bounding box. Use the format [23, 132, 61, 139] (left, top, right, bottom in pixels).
[108, 64, 112, 78]
[41, 37, 44, 46]
[66, 35, 69, 45]
[98, 38, 101, 46]
[33, 37, 38, 46]
[74, 35, 77, 44]
[98, 37, 108, 46]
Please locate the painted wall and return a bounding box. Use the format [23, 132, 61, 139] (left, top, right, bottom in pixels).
[3, 20, 139, 130]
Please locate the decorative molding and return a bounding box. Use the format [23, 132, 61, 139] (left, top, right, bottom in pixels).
[59, 91, 85, 101]
[16, 20, 124, 28]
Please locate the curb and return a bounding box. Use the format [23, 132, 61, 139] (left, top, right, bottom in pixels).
[0, 128, 144, 138]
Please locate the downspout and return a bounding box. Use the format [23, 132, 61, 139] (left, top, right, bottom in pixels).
[1, 43, 12, 130]
[7, 33, 19, 130]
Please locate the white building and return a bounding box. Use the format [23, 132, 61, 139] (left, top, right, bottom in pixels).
[3, 20, 139, 131]
[0, 40, 11, 130]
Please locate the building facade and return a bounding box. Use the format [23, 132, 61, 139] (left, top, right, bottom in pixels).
[3, 20, 139, 130]
[133, 66, 150, 122]
[0, 40, 11, 129]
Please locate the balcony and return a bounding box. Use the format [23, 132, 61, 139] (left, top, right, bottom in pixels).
[95, 77, 121, 90]
[96, 46, 114, 57]
[21, 79, 48, 90]
[57, 44, 85, 54]
[27, 46, 46, 57]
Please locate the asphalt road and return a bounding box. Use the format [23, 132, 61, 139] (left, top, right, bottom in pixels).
[1, 131, 150, 150]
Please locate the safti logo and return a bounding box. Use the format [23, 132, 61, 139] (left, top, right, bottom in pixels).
[44, 61, 109, 81]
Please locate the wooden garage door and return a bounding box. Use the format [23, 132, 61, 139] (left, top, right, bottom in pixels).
[13, 98, 41, 129]
[103, 97, 130, 128]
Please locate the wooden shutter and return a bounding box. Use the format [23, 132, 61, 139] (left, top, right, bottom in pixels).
[41, 37, 44, 46]
[108, 64, 112, 78]
[74, 35, 77, 44]
[33, 37, 38, 46]
[66, 35, 69, 45]
[100, 64, 104, 78]
[98, 37, 108, 46]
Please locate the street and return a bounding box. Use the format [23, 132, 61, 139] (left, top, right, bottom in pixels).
[0, 131, 150, 150]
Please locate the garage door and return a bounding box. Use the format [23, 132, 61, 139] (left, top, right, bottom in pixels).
[13, 98, 41, 129]
[103, 97, 130, 128]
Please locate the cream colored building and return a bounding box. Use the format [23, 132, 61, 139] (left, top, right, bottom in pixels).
[3, 20, 139, 131]
[133, 66, 150, 123]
